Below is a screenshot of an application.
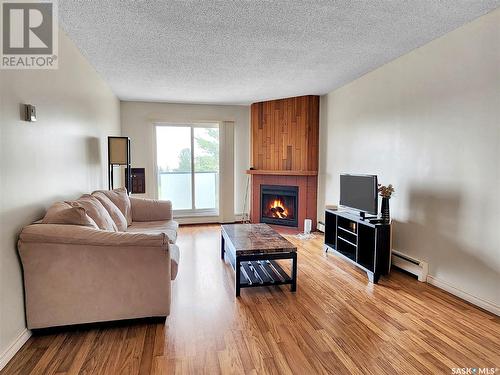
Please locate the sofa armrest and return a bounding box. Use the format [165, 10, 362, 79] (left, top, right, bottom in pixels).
[130, 197, 173, 222]
[19, 224, 168, 247]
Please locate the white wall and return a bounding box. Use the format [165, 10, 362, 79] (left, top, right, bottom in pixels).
[0, 30, 120, 364]
[318, 9, 500, 309]
[120, 101, 250, 220]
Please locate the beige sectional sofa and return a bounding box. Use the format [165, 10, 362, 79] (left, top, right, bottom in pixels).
[18, 188, 179, 329]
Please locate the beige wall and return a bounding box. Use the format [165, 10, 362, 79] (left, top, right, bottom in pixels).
[0, 30, 120, 360]
[318, 9, 500, 309]
[120, 101, 250, 221]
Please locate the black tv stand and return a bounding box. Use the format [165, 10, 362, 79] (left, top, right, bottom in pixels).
[324, 209, 391, 283]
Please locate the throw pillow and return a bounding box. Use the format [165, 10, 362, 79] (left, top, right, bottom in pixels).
[92, 187, 132, 225]
[66, 195, 118, 231]
[92, 191, 128, 231]
[41, 201, 98, 228]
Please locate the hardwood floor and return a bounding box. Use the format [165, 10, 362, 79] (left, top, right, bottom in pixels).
[2, 224, 499, 374]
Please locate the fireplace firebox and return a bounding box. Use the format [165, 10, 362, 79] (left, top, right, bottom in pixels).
[260, 185, 299, 227]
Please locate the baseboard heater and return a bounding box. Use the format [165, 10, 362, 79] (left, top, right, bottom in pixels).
[391, 250, 428, 282]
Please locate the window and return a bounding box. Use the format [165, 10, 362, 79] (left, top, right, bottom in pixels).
[155, 123, 220, 216]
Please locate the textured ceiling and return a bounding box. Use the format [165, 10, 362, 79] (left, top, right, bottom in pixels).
[58, 1, 500, 104]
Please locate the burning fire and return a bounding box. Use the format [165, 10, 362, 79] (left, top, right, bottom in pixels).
[268, 198, 288, 219]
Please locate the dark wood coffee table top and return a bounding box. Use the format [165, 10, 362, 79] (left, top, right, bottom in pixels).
[221, 223, 297, 255]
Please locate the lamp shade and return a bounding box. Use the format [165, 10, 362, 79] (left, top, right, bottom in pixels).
[108, 137, 129, 165]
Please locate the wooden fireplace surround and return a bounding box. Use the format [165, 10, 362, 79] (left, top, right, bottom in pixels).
[247, 95, 319, 231]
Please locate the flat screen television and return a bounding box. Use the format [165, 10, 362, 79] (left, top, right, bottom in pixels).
[339, 174, 378, 215]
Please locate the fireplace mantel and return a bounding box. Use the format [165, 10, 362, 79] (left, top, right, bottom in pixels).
[246, 170, 318, 176]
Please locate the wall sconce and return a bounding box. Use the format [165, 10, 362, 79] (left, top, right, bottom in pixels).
[24, 104, 36, 122]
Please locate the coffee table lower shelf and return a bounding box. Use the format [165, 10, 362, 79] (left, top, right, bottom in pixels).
[239, 260, 291, 287]
[225, 251, 297, 296]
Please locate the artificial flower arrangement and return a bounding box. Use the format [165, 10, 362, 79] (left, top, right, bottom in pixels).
[378, 184, 395, 199]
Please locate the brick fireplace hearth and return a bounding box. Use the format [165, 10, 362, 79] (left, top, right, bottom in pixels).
[249, 173, 317, 231]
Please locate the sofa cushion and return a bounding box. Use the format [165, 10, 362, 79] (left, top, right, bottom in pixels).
[19, 223, 168, 247]
[92, 192, 128, 231]
[92, 188, 132, 226]
[126, 220, 178, 244]
[67, 195, 117, 232]
[41, 202, 98, 228]
[130, 197, 172, 222]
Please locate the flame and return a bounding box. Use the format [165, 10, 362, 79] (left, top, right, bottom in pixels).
[268, 198, 288, 219]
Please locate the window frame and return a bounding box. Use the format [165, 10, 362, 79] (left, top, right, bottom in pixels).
[153, 122, 220, 218]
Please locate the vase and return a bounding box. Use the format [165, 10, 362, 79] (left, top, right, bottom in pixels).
[381, 197, 390, 223]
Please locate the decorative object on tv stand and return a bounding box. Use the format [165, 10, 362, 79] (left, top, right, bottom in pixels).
[108, 136, 131, 191]
[378, 184, 395, 224]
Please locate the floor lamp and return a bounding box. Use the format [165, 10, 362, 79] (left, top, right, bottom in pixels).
[108, 136, 131, 192]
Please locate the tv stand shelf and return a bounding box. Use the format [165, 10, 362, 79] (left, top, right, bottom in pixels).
[324, 209, 391, 283]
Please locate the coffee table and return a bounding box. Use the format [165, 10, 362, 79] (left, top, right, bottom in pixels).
[220, 223, 297, 296]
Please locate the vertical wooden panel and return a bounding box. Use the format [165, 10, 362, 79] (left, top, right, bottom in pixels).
[250, 95, 319, 172]
[306, 96, 320, 171]
[259, 103, 263, 130]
